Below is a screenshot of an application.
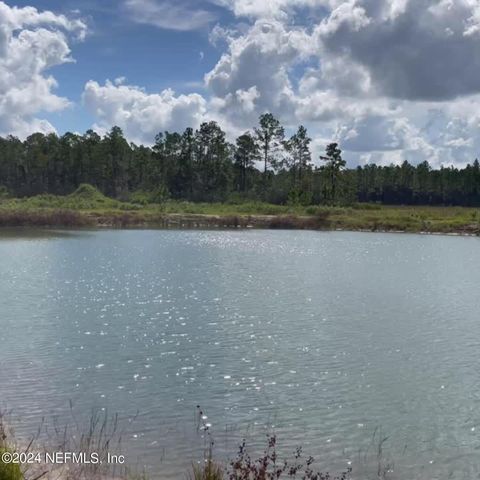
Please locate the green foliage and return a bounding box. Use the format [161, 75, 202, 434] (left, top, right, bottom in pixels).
[129, 187, 169, 206]
[193, 121, 232, 201]
[0, 192, 478, 234]
[0, 184, 142, 212]
[284, 126, 313, 202]
[320, 143, 347, 205]
[255, 113, 285, 175]
[71, 183, 105, 199]
[351, 203, 382, 210]
[235, 132, 259, 192]
[1, 115, 480, 209]
[287, 188, 313, 207]
[66, 184, 124, 209]
[0, 450, 22, 480]
[128, 191, 150, 206]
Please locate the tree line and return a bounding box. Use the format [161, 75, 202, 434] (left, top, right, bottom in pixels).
[1, 113, 480, 206]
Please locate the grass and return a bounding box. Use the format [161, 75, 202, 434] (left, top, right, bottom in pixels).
[0, 185, 479, 234]
[189, 461, 224, 480]
[0, 450, 22, 480]
[0, 405, 398, 480]
[190, 406, 352, 480]
[0, 413, 23, 480]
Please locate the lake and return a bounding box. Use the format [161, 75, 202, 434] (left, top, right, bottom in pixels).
[1, 229, 480, 479]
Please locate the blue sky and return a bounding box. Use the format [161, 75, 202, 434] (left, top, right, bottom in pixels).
[2, 0, 480, 166]
[10, 0, 226, 133]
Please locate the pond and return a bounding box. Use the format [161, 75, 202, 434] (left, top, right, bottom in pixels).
[1, 229, 479, 479]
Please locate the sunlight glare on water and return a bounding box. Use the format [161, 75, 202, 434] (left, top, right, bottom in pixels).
[0, 229, 480, 479]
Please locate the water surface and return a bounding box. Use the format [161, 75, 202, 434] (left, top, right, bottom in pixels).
[1, 229, 480, 479]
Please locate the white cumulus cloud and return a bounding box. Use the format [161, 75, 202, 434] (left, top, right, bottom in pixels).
[80, 0, 480, 166]
[83, 80, 208, 144]
[205, 19, 315, 127]
[0, 1, 86, 138]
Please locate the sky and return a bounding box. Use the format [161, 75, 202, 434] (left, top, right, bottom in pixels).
[2, 0, 480, 167]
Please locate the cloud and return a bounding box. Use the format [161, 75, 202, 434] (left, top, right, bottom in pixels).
[83, 80, 208, 144]
[78, 0, 480, 167]
[0, 1, 86, 138]
[210, 0, 330, 20]
[337, 115, 428, 154]
[316, 0, 480, 101]
[205, 0, 480, 165]
[205, 19, 315, 127]
[124, 0, 217, 31]
[80, 15, 316, 143]
[0, 1, 86, 39]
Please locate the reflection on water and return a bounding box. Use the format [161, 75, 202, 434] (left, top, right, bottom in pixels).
[0, 229, 480, 479]
[0, 228, 92, 240]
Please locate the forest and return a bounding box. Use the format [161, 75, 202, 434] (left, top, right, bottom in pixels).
[1, 113, 480, 207]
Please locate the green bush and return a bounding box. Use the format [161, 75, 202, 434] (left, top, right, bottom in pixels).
[305, 205, 320, 215]
[67, 184, 117, 208]
[0, 449, 23, 480]
[70, 183, 105, 199]
[129, 187, 169, 205]
[225, 192, 253, 205]
[129, 190, 150, 206]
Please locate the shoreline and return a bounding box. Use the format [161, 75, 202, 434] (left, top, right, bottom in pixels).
[0, 209, 478, 237]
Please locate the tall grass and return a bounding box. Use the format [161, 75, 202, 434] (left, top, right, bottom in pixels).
[190, 407, 352, 480]
[190, 461, 224, 480]
[0, 405, 404, 480]
[0, 184, 479, 233]
[0, 405, 134, 480]
[0, 411, 23, 480]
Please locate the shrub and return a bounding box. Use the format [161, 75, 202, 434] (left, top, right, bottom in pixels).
[129, 187, 169, 205]
[69, 184, 106, 201]
[305, 206, 319, 215]
[0, 449, 23, 480]
[228, 435, 351, 480]
[129, 191, 150, 206]
[190, 461, 224, 480]
[315, 209, 331, 222]
[225, 193, 254, 205]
